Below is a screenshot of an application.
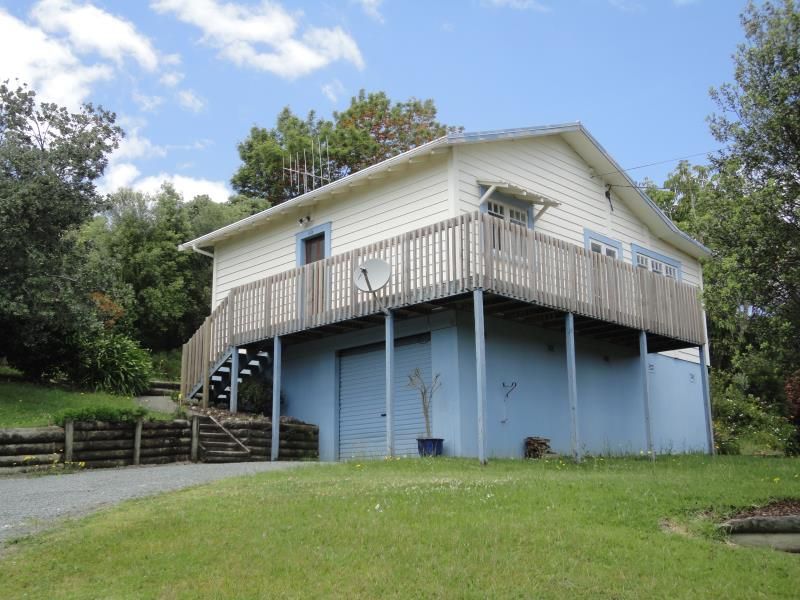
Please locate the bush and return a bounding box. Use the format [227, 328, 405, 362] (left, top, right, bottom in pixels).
[67, 332, 152, 396]
[711, 371, 794, 455]
[236, 376, 272, 415]
[55, 405, 148, 426]
[151, 349, 182, 382]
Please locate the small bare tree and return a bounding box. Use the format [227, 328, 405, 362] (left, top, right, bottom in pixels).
[407, 369, 441, 438]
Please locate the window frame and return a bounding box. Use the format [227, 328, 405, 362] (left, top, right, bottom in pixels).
[479, 189, 534, 230]
[295, 222, 332, 266]
[631, 243, 682, 281]
[583, 229, 623, 261]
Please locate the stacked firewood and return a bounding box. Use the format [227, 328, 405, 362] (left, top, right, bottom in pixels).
[524, 436, 551, 459]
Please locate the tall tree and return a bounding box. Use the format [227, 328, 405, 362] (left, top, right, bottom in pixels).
[231, 90, 459, 204]
[706, 0, 800, 346]
[0, 82, 122, 376]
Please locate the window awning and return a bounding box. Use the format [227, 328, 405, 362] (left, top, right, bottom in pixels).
[477, 179, 560, 219]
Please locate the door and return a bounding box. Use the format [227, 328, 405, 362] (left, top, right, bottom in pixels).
[338, 334, 432, 459]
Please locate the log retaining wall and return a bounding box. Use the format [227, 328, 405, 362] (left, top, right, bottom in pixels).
[219, 419, 319, 460]
[0, 417, 319, 468]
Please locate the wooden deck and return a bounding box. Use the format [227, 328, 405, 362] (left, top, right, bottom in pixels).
[180, 211, 706, 400]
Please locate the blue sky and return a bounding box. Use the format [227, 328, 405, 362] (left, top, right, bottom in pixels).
[0, 0, 744, 202]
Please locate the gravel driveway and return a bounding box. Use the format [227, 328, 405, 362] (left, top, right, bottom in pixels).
[0, 461, 310, 545]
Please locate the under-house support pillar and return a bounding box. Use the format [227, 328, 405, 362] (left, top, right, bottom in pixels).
[385, 310, 395, 457]
[271, 336, 282, 461]
[474, 289, 487, 465]
[565, 312, 581, 463]
[639, 331, 654, 459]
[699, 344, 715, 455]
[229, 347, 239, 414]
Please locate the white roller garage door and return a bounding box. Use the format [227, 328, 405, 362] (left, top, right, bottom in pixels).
[338, 334, 432, 459]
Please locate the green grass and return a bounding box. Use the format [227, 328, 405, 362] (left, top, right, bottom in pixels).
[2, 456, 799, 598]
[0, 380, 172, 428]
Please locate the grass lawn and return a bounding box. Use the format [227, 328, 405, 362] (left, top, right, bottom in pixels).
[2, 456, 799, 598]
[0, 380, 172, 428]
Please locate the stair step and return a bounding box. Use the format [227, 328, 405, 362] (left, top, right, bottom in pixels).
[202, 455, 254, 464]
[204, 449, 250, 459]
[199, 433, 231, 441]
[203, 441, 245, 450]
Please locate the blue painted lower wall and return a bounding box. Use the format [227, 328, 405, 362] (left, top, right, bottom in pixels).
[277, 310, 709, 461]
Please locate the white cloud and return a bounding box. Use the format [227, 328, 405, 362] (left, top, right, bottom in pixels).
[321, 79, 345, 103]
[482, 0, 550, 11]
[160, 71, 184, 86]
[99, 163, 230, 203]
[356, 0, 384, 23]
[135, 173, 231, 203]
[0, 9, 112, 107]
[99, 162, 141, 194]
[132, 91, 164, 112]
[115, 130, 168, 161]
[151, 0, 365, 78]
[32, 0, 160, 71]
[177, 89, 206, 112]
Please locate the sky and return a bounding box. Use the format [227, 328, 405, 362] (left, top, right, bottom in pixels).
[0, 0, 746, 203]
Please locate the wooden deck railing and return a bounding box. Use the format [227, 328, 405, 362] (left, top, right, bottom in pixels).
[180, 212, 706, 399]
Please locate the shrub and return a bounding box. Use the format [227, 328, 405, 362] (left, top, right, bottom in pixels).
[151, 349, 182, 382]
[711, 371, 794, 455]
[67, 332, 152, 396]
[237, 376, 272, 415]
[55, 405, 148, 426]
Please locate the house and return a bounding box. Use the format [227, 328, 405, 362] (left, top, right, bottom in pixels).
[178, 123, 714, 462]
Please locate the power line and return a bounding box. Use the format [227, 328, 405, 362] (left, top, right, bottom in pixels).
[593, 150, 719, 179]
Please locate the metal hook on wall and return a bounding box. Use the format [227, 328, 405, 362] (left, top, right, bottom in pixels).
[500, 382, 518, 424]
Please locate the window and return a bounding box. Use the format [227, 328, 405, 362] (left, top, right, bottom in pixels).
[295, 222, 331, 266]
[589, 240, 618, 260]
[583, 229, 622, 260]
[303, 234, 325, 265]
[631, 243, 682, 281]
[487, 200, 530, 228]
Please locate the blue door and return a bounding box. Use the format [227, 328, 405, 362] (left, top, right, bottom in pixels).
[338, 334, 432, 459]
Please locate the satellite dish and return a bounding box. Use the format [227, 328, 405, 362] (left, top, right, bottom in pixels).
[354, 258, 391, 293]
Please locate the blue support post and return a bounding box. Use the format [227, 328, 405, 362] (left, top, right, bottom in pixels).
[230, 347, 239, 414]
[565, 313, 581, 462]
[385, 310, 395, 457]
[473, 289, 487, 465]
[639, 331, 654, 459]
[699, 344, 715, 455]
[271, 336, 282, 461]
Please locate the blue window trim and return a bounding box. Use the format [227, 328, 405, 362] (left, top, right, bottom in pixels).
[295, 222, 332, 266]
[478, 187, 534, 230]
[631, 243, 683, 280]
[583, 229, 623, 260]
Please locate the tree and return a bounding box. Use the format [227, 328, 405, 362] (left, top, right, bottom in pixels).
[231, 90, 459, 204]
[82, 186, 253, 351]
[706, 0, 800, 348]
[0, 82, 123, 376]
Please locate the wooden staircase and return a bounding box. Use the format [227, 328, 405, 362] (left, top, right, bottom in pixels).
[188, 348, 271, 407]
[197, 415, 254, 463]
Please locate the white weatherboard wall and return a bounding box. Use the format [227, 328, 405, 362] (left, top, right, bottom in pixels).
[454, 137, 704, 363]
[212, 154, 450, 308]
